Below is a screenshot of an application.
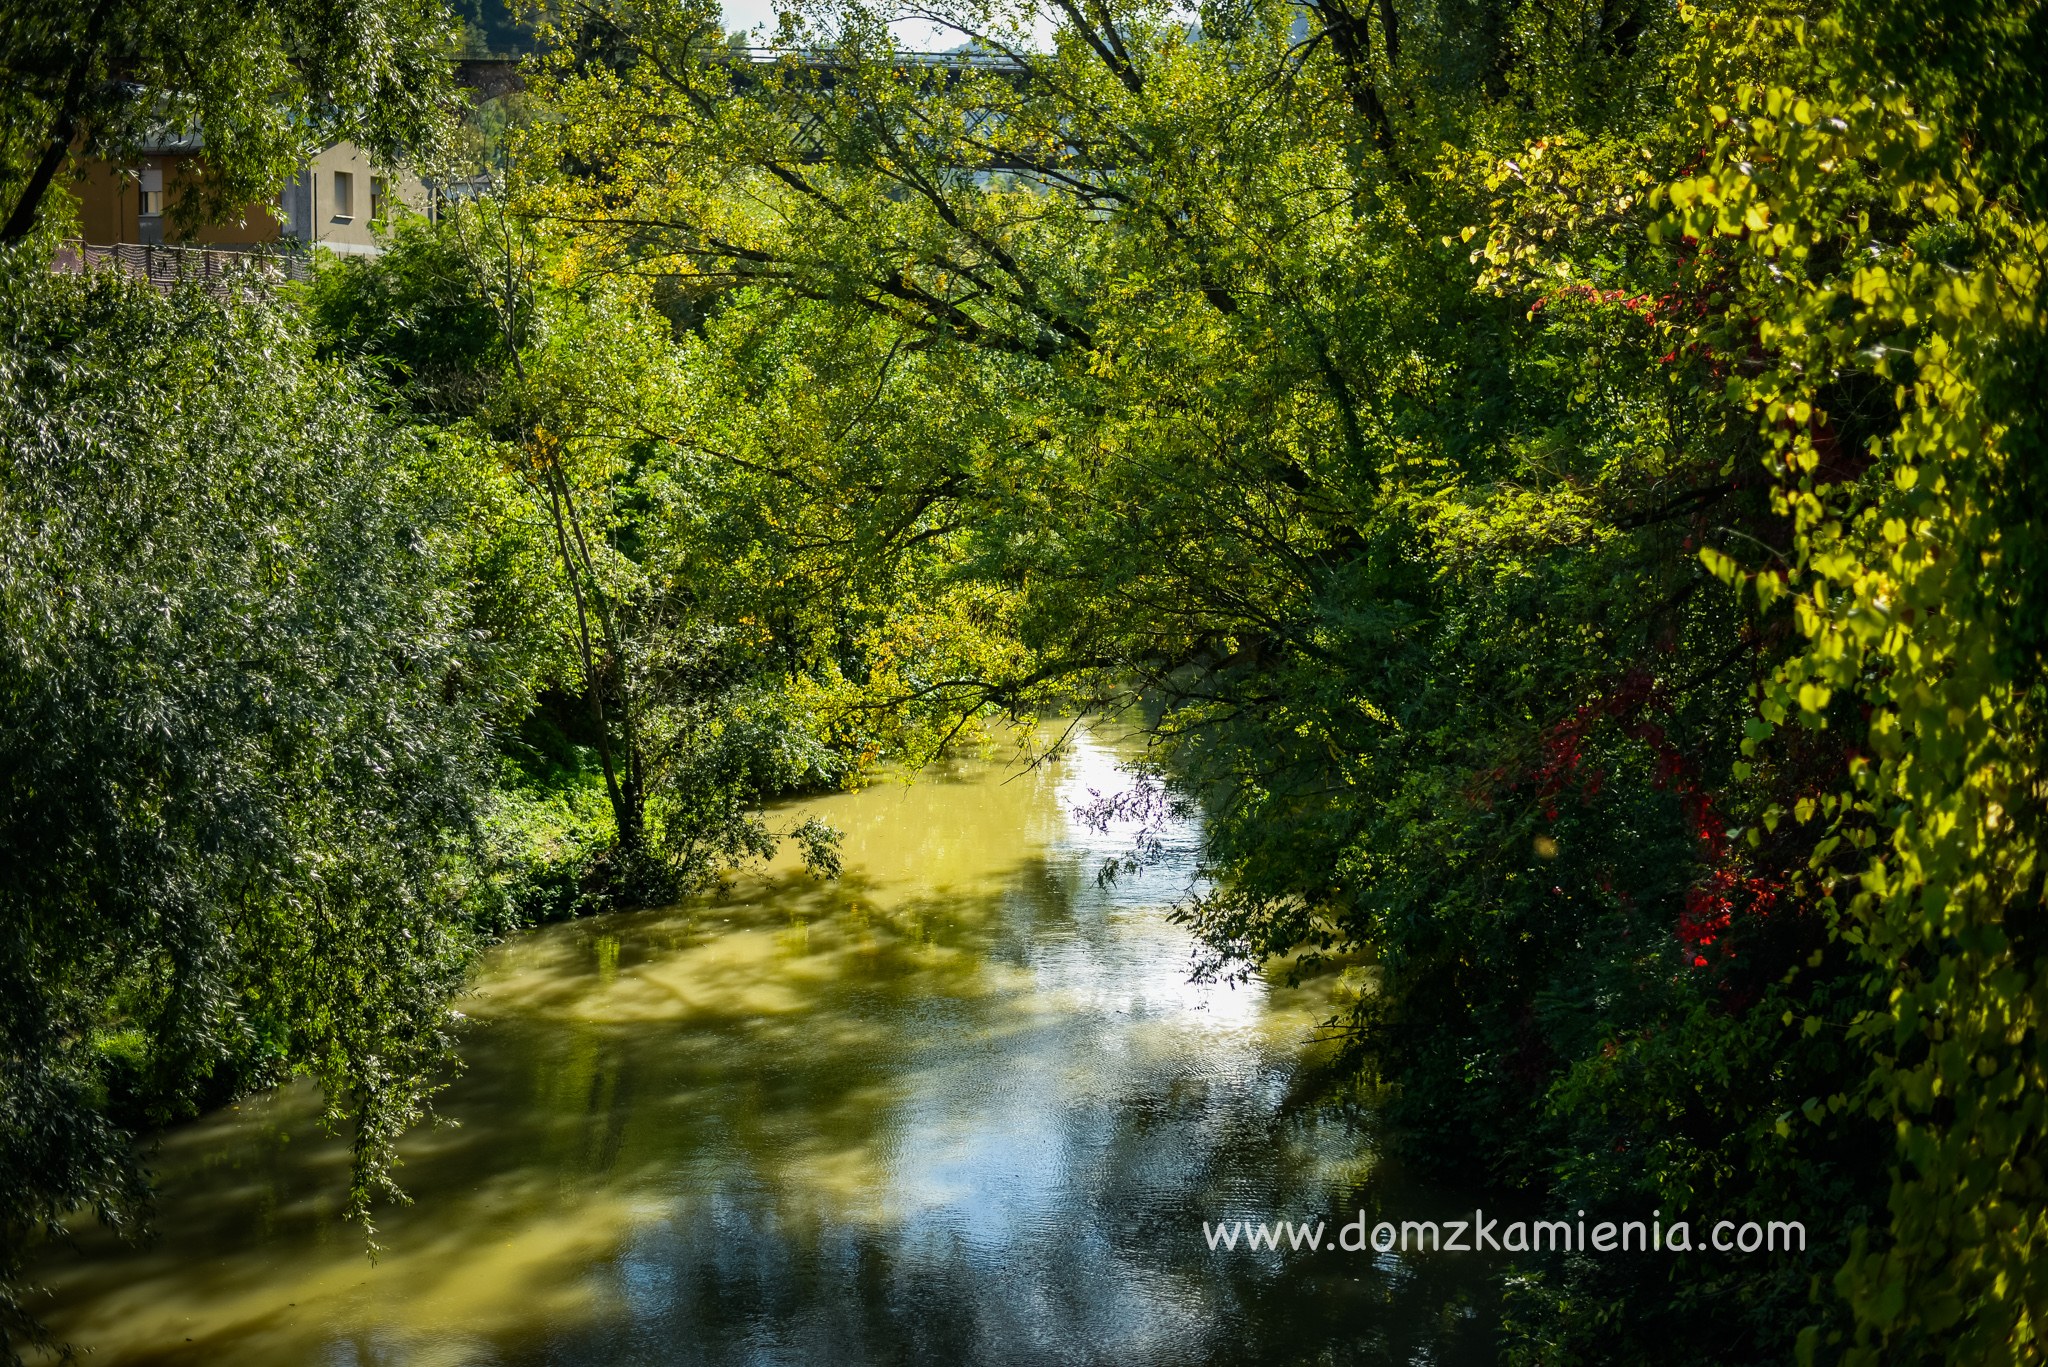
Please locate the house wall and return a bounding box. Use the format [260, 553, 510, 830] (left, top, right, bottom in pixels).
[69, 158, 137, 244]
[280, 143, 432, 256]
[66, 153, 284, 246]
[66, 141, 427, 254]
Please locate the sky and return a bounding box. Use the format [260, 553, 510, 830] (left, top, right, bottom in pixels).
[717, 0, 973, 48]
[716, 1, 1076, 51]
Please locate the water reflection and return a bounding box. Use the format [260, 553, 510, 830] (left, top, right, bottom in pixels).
[25, 732, 1495, 1365]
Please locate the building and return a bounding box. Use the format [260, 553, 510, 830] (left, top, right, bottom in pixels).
[67, 135, 432, 257]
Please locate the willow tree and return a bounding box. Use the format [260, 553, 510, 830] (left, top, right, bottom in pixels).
[0, 256, 533, 1356]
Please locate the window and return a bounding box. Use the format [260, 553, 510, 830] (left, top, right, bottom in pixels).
[370, 175, 387, 222]
[138, 166, 164, 216]
[332, 170, 354, 219]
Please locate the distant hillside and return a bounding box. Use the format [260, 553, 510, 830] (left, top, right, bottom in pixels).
[454, 0, 540, 56]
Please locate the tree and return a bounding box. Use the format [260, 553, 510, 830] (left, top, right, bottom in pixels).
[303, 208, 890, 893]
[0, 254, 525, 1357]
[0, 0, 457, 242]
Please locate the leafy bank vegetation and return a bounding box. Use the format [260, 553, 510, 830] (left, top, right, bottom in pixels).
[4, 0, 2048, 1361]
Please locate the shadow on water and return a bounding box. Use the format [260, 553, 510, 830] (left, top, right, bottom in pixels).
[23, 732, 1499, 1366]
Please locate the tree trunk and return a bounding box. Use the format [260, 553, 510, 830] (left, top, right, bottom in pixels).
[1, 0, 118, 243]
[537, 454, 649, 854]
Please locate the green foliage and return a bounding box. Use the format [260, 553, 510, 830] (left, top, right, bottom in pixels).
[304, 215, 514, 415]
[0, 255, 527, 1352]
[1626, 7, 2048, 1359]
[303, 209, 901, 896]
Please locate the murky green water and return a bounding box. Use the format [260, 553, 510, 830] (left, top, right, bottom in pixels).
[25, 733, 1494, 1365]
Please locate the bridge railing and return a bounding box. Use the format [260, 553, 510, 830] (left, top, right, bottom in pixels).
[52, 240, 314, 295]
[725, 45, 1027, 71]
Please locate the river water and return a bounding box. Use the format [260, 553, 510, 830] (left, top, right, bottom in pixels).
[26, 732, 1494, 1365]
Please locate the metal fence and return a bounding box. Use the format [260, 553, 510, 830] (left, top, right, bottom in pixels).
[51, 240, 314, 294]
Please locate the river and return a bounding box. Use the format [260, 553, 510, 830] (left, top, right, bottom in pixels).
[25, 730, 1494, 1365]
